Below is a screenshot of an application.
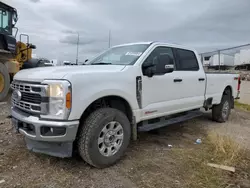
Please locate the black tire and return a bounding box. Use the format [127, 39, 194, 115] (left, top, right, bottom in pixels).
[77, 108, 131, 168]
[212, 93, 231, 123]
[0, 63, 10, 102]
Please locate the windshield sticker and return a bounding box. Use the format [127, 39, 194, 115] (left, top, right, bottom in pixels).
[125, 52, 142, 56]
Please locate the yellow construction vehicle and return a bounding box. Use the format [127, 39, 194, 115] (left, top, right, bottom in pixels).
[0, 1, 44, 101]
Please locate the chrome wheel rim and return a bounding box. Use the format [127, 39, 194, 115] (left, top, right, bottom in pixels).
[222, 101, 229, 119]
[98, 121, 124, 157]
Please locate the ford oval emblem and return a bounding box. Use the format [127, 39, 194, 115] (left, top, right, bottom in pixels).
[13, 90, 22, 102]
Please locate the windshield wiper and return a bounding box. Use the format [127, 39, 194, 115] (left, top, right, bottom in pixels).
[91, 62, 112, 65]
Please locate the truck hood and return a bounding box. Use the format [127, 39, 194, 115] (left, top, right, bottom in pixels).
[14, 65, 126, 82]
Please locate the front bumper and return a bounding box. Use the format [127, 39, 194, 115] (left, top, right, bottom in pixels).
[11, 107, 79, 158]
[11, 107, 79, 142]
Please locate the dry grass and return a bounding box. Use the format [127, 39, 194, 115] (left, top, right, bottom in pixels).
[206, 131, 242, 165]
[174, 130, 250, 188]
[235, 100, 250, 111]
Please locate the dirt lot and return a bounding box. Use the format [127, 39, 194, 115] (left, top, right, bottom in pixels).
[0, 96, 250, 188]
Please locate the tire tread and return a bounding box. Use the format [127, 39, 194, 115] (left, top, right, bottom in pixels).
[77, 108, 130, 168]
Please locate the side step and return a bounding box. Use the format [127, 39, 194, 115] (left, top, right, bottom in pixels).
[138, 110, 203, 132]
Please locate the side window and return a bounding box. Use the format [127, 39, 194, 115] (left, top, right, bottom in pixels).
[175, 49, 199, 71]
[143, 46, 175, 66]
[0, 10, 11, 33]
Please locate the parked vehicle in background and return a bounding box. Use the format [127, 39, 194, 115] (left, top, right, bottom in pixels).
[11, 42, 241, 168]
[63, 60, 77, 66]
[63, 61, 72, 65]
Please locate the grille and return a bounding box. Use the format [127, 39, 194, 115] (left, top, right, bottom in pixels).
[21, 92, 42, 104]
[12, 82, 42, 93]
[11, 81, 47, 114]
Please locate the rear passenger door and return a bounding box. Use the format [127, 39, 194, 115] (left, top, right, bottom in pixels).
[173, 48, 206, 109]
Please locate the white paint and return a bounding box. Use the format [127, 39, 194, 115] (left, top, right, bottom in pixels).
[13, 42, 239, 123]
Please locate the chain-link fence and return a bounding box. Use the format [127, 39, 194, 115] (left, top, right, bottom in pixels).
[199, 43, 250, 80]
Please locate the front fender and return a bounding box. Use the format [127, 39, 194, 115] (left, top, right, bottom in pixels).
[68, 88, 138, 120]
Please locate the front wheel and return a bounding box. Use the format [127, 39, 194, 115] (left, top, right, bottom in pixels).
[212, 94, 231, 123]
[77, 108, 131, 168]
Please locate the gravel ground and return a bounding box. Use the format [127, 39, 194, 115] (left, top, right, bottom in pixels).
[0, 94, 250, 188]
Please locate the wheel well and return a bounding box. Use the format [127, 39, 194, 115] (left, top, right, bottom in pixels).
[223, 86, 232, 96]
[80, 96, 133, 124]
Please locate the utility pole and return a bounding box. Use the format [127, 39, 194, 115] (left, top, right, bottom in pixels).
[218, 50, 220, 71]
[108, 30, 111, 48]
[76, 32, 79, 65]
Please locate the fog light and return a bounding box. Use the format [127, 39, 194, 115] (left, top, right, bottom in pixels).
[41, 126, 66, 136]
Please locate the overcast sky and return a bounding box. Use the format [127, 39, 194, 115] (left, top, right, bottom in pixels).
[5, 0, 250, 62]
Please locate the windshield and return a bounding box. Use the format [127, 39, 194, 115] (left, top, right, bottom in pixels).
[0, 9, 11, 34]
[87, 44, 150, 65]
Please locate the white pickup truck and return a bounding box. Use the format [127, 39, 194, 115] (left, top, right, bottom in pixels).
[11, 42, 241, 168]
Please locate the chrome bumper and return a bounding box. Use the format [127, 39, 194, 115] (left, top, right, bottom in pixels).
[11, 107, 79, 142]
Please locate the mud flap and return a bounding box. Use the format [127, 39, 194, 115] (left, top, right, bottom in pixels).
[231, 96, 235, 109]
[25, 138, 73, 158]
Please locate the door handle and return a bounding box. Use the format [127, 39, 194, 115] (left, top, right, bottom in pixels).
[173, 78, 182, 82]
[198, 78, 205, 81]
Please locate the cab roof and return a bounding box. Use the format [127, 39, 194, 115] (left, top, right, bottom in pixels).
[113, 41, 197, 53]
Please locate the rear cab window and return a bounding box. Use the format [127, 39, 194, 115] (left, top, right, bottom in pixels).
[174, 48, 199, 71]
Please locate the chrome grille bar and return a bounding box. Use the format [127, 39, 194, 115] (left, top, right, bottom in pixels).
[11, 81, 48, 97]
[11, 80, 48, 115]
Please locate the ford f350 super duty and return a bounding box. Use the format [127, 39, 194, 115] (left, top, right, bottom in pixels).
[10, 42, 241, 168]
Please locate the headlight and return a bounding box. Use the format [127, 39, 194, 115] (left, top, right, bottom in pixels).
[41, 80, 72, 120]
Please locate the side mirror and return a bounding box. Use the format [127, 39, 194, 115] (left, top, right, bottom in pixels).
[85, 59, 88, 63]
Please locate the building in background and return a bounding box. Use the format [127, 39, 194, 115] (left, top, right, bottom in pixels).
[234, 49, 250, 65]
[200, 44, 250, 70]
[209, 54, 234, 66]
[200, 55, 211, 66]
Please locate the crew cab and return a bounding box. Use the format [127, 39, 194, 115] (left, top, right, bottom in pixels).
[11, 42, 241, 168]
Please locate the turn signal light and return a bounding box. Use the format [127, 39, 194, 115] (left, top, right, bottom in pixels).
[66, 92, 71, 109]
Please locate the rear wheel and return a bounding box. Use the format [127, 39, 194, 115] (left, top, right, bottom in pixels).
[77, 108, 131, 168]
[212, 92, 231, 123]
[0, 63, 10, 101]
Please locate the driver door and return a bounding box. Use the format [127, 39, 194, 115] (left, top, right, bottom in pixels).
[141, 46, 183, 120]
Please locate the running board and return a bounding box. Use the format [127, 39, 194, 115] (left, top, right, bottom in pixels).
[138, 110, 203, 132]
